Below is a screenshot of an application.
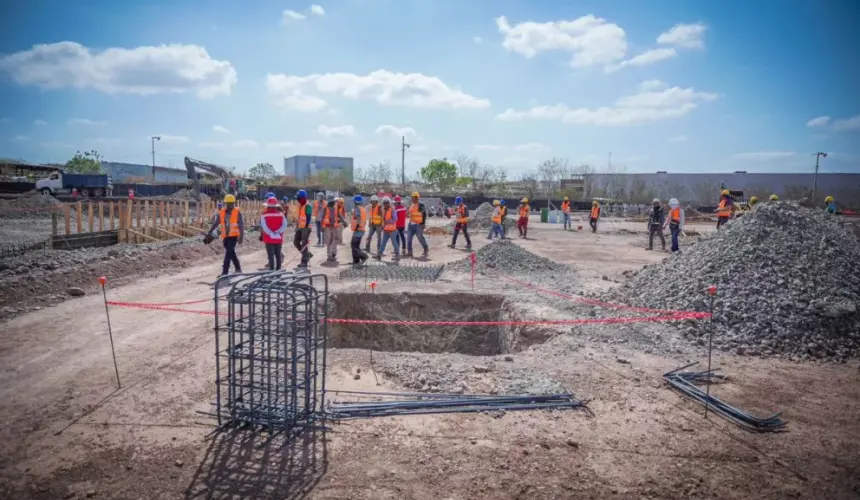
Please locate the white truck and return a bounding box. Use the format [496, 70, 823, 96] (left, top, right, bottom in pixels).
[36, 171, 113, 197]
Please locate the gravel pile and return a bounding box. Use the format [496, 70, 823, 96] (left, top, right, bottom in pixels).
[448, 240, 576, 278]
[0, 191, 60, 218]
[602, 202, 860, 361]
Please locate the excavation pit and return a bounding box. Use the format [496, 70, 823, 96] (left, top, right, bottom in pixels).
[329, 292, 550, 356]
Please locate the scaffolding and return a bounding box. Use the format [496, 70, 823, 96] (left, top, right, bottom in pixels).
[213, 271, 329, 437]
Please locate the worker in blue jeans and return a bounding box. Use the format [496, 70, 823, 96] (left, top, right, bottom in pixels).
[406, 192, 429, 258]
[663, 198, 684, 253]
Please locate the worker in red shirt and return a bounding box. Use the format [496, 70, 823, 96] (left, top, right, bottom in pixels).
[393, 195, 408, 250]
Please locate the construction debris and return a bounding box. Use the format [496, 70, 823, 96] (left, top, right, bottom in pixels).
[604, 202, 860, 360]
[338, 262, 444, 282]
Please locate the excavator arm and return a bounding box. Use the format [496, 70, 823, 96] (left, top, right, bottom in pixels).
[184, 157, 231, 198]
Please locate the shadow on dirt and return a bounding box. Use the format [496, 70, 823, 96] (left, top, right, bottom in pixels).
[185, 426, 327, 500]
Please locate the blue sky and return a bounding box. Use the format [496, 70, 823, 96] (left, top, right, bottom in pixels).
[0, 0, 858, 178]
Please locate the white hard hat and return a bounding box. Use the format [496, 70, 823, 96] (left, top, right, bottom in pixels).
[669, 198, 679, 206]
[382, 196, 392, 203]
[370, 194, 379, 202]
[652, 198, 660, 204]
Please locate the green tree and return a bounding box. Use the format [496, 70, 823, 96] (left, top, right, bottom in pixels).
[65, 150, 102, 173]
[248, 162, 277, 182]
[420, 158, 458, 193]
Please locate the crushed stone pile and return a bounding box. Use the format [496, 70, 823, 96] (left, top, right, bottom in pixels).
[445, 202, 516, 233]
[602, 202, 860, 361]
[448, 239, 576, 278]
[0, 191, 61, 218]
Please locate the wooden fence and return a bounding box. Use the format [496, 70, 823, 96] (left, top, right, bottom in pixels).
[53, 199, 258, 244]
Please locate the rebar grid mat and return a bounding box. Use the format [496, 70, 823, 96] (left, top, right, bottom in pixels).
[212, 271, 329, 437]
[338, 262, 445, 282]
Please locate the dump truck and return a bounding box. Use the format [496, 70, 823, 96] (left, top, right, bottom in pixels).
[35, 171, 112, 197]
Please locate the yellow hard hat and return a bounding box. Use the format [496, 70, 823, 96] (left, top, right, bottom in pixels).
[769, 194, 779, 201]
[411, 191, 420, 198]
[721, 190, 730, 196]
[825, 195, 834, 203]
[592, 200, 598, 205]
[223, 194, 236, 203]
[521, 198, 528, 203]
[563, 196, 569, 201]
[493, 200, 500, 206]
[749, 196, 758, 204]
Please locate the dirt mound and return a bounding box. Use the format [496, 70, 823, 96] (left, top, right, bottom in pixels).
[603, 202, 860, 360]
[0, 191, 61, 218]
[448, 240, 575, 278]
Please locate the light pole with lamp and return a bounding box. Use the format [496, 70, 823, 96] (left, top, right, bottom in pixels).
[151, 136, 161, 182]
[811, 152, 827, 203]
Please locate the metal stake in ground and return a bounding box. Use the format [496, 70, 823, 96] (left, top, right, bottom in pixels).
[99, 276, 122, 389]
[705, 284, 717, 418]
[470, 251, 477, 289]
[368, 281, 380, 385]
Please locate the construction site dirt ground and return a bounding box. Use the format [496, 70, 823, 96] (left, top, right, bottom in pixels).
[1, 216, 859, 499]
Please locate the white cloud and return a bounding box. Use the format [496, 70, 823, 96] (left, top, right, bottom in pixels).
[33, 119, 48, 126]
[474, 144, 503, 151]
[91, 137, 123, 145]
[657, 23, 707, 50]
[513, 142, 546, 151]
[640, 80, 667, 91]
[310, 4, 325, 16]
[472, 36, 484, 44]
[605, 48, 677, 73]
[40, 141, 73, 148]
[473, 143, 546, 152]
[68, 118, 106, 126]
[730, 151, 796, 161]
[375, 125, 417, 138]
[266, 70, 490, 110]
[0, 42, 237, 99]
[317, 124, 356, 138]
[231, 139, 258, 148]
[496, 15, 627, 69]
[832, 115, 860, 132]
[154, 134, 190, 143]
[495, 82, 718, 126]
[212, 125, 230, 134]
[198, 141, 225, 148]
[11, 135, 27, 141]
[806, 116, 830, 127]
[282, 10, 306, 22]
[359, 143, 379, 152]
[266, 140, 326, 149]
[668, 134, 688, 143]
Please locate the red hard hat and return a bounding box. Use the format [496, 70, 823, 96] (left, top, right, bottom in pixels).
[394, 195, 402, 202]
[265, 197, 280, 207]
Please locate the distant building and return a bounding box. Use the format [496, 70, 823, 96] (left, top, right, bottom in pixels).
[284, 155, 354, 183]
[101, 161, 188, 184]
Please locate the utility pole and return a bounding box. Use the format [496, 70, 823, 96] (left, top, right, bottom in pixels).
[401, 135, 410, 189]
[812, 152, 827, 202]
[150, 136, 161, 181]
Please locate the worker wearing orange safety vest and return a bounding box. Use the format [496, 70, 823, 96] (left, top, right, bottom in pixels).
[448, 196, 472, 249]
[561, 196, 572, 230]
[406, 191, 429, 258]
[589, 200, 600, 233]
[488, 200, 504, 240]
[321, 194, 346, 263]
[350, 195, 369, 264]
[312, 193, 325, 246]
[374, 197, 400, 261]
[260, 197, 288, 270]
[663, 198, 684, 253]
[517, 198, 530, 238]
[294, 189, 314, 269]
[364, 195, 383, 254]
[335, 197, 347, 246]
[716, 190, 733, 230]
[207, 193, 245, 279]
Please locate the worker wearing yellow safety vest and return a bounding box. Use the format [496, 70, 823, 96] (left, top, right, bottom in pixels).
[374, 197, 400, 261]
[406, 191, 429, 258]
[716, 190, 733, 230]
[364, 194, 383, 254]
[589, 200, 600, 233]
[207, 193, 245, 279]
[561, 196, 572, 230]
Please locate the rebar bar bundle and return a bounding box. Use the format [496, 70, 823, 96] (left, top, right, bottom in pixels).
[213, 271, 329, 437]
[326, 390, 589, 419]
[663, 363, 787, 433]
[338, 262, 444, 282]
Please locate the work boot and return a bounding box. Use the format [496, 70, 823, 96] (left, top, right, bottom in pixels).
[406, 251, 413, 258]
[465, 245, 472, 250]
[373, 254, 382, 260]
[392, 254, 400, 262]
[422, 248, 428, 257]
[447, 243, 455, 249]
[360, 254, 369, 264]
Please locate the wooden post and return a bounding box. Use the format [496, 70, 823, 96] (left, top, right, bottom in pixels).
[184, 201, 190, 227]
[159, 201, 164, 227]
[51, 208, 58, 236]
[109, 202, 115, 231]
[149, 200, 155, 229]
[64, 204, 71, 236]
[98, 202, 104, 231]
[136, 201, 142, 229]
[88, 202, 94, 233]
[76, 202, 83, 234]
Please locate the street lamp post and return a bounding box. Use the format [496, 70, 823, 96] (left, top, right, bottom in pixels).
[151, 136, 161, 181]
[812, 152, 827, 202]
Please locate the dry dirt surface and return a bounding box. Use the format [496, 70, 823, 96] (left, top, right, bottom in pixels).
[1, 218, 859, 499]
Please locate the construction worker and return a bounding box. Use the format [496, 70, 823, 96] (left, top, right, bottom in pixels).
[294, 189, 314, 269]
[261, 197, 288, 270]
[589, 200, 600, 233]
[375, 196, 400, 261]
[663, 198, 684, 253]
[312, 192, 325, 247]
[825, 195, 837, 214]
[769, 194, 779, 202]
[448, 196, 472, 249]
[488, 200, 504, 240]
[281, 196, 291, 219]
[748, 196, 759, 209]
[647, 198, 666, 251]
[406, 191, 429, 258]
[561, 196, 571, 230]
[498, 199, 508, 238]
[364, 194, 383, 254]
[517, 198, 530, 238]
[716, 190, 733, 230]
[321, 194, 346, 263]
[393, 195, 408, 250]
[350, 195, 369, 265]
[208, 194, 244, 278]
[335, 197, 346, 245]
